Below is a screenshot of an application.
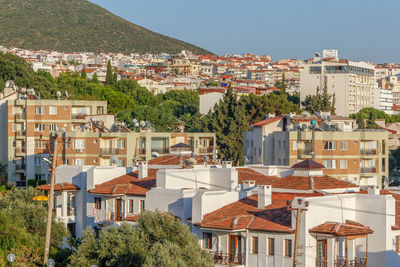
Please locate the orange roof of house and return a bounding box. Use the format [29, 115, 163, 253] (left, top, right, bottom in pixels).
[148, 155, 217, 166]
[237, 168, 279, 185]
[89, 169, 157, 196]
[37, 182, 79, 191]
[252, 116, 282, 127]
[198, 192, 323, 232]
[270, 175, 359, 191]
[291, 159, 325, 169]
[309, 220, 373, 236]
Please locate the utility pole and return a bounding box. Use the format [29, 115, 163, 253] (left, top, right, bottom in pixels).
[43, 135, 58, 264]
[288, 199, 309, 267]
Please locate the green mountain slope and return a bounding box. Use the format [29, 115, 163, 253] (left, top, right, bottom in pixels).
[0, 0, 211, 54]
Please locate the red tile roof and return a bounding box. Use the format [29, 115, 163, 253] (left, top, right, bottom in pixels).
[252, 116, 282, 127]
[89, 169, 157, 196]
[270, 175, 359, 191]
[37, 182, 79, 191]
[237, 168, 279, 185]
[198, 192, 322, 232]
[291, 159, 325, 169]
[148, 155, 217, 166]
[309, 220, 373, 236]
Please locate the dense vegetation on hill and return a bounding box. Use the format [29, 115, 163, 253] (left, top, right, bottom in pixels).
[0, 0, 210, 54]
[0, 52, 300, 164]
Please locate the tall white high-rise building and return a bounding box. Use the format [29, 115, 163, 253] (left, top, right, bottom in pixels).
[300, 58, 375, 117]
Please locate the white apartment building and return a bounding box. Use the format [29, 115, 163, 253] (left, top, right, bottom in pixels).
[300, 59, 375, 117]
[374, 88, 394, 115]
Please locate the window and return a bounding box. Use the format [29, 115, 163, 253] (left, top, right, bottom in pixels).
[35, 106, 46, 115]
[75, 159, 84, 165]
[35, 157, 42, 166]
[202, 232, 212, 249]
[285, 239, 292, 257]
[140, 200, 145, 213]
[323, 160, 336, 169]
[117, 139, 125, 149]
[34, 123, 45, 132]
[94, 197, 102, 209]
[49, 106, 57, 115]
[268, 238, 275, 255]
[35, 140, 46, 148]
[324, 141, 336, 150]
[117, 159, 125, 167]
[12, 123, 17, 132]
[340, 141, 348, 150]
[251, 237, 259, 254]
[340, 160, 347, 169]
[292, 141, 298, 150]
[74, 139, 85, 150]
[129, 200, 134, 213]
[49, 123, 58, 132]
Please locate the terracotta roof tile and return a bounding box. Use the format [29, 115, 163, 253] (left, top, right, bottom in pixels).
[37, 182, 79, 191]
[291, 159, 325, 169]
[309, 220, 373, 236]
[252, 116, 282, 127]
[148, 155, 217, 166]
[270, 175, 359, 191]
[237, 168, 279, 185]
[199, 192, 322, 232]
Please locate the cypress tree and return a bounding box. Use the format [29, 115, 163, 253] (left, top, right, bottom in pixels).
[113, 72, 118, 84]
[105, 60, 113, 85]
[280, 72, 287, 95]
[91, 72, 99, 83]
[359, 112, 366, 129]
[80, 68, 87, 79]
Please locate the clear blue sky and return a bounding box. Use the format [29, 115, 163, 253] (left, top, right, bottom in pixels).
[90, 0, 399, 63]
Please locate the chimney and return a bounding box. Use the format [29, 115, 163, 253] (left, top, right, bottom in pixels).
[221, 161, 232, 168]
[242, 180, 256, 190]
[138, 161, 148, 179]
[258, 185, 272, 209]
[367, 185, 380, 195]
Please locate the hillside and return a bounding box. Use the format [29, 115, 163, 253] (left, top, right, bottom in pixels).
[0, 0, 211, 55]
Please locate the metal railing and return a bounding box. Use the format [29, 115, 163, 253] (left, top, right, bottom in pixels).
[199, 147, 214, 154]
[15, 113, 26, 119]
[360, 167, 376, 173]
[72, 113, 87, 120]
[209, 251, 245, 265]
[298, 149, 312, 156]
[360, 149, 377, 155]
[334, 257, 366, 267]
[100, 148, 120, 155]
[15, 130, 26, 136]
[15, 164, 25, 170]
[151, 147, 170, 154]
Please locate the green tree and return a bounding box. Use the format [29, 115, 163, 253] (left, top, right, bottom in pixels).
[80, 68, 87, 79]
[366, 111, 380, 129]
[0, 187, 68, 266]
[302, 84, 336, 114]
[105, 60, 113, 85]
[280, 72, 287, 95]
[68, 212, 212, 267]
[113, 72, 118, 84]
[358, 112, 366, 129]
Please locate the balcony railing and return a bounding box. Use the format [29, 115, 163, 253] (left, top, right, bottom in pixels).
[15, 130, 26, 136]
[209, 251, 245, 265]
[15, 113, 26, 120]
[15, 147, 26, 154]
[360, 149, 377, 155]
[100, 148, 120, 156]
[72, 113, 87, 120]
[199, 147, 214, 154]
[138, 148, 146, 155]
[360, 167, 376, 173]
[334, 257, 367, 267]
[15, 164, 25, 170]
[298, 149, 312, 156]
[151, 147, 170, 154]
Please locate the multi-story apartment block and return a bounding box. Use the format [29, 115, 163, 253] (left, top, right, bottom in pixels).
[300, 59, 375, 116]
[244, 114, 389, 187]
[2, 96, 216, 187]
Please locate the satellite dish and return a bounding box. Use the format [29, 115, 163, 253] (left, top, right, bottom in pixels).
[5, 80, 10, 87]
[301, 124, 308, 130]
[315, 52, 321, 57]
[145, 121, 151, 128]
[60, 127, 66, 132]
[65, 91, 69, 98]
[27, 88, 35, 95]
[152, 151, 160, 158]
[132, 118, 138, 124]
[56, 91, 62, 99]
[140, 121, 145, 127]
[134, 122, 139, 127]
[310, 120, 317, 125]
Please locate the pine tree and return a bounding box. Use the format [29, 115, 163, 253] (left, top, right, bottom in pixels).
[280, 72, 287, 95]
[359, 112, 366, 129]
[321, 80, 332, 111]
[331, 93, 336, 114]
[105, 60, 113, 85]
[112, 72, 118, 84]
[80, 68, 87, 79]
[91, 72, 99, 83]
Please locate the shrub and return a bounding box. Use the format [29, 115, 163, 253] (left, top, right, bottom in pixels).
[27, 179, 37, 187]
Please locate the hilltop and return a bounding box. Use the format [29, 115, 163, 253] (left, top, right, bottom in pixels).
[0, 0, 211, 55]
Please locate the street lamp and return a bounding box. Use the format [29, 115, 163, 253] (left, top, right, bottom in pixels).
[42, 157, 52, 165]
[7, 254, 15, 266]
[46, 259, 55, 267]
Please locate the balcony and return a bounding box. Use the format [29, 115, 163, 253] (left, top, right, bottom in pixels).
[72, 113, 87, 120]
[151, 147, 170, 155]
[15, 113, 26, 120]
[100, 148, 120, 156]
[298, 149, 313, 157]
[360, 167, 376, 173]
[199, 147, 214, 154]
[209, 251, 245, 265]
[360, 149, 376, 156]
[15, 147, 26, 155]
[15, 164, 25, 171]
[137, 148, 146, 155]
[15, 130, 26, 138]
[334, 257, 366, 267]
